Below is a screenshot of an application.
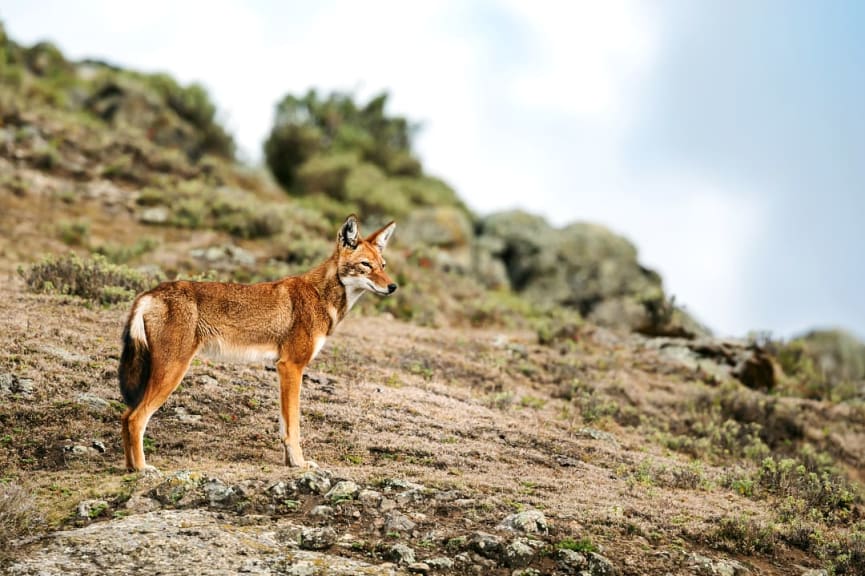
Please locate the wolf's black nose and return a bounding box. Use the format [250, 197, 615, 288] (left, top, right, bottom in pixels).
[387, 283, 398, 294]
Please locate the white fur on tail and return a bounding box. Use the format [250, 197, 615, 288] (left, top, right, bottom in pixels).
[129, 295, 151, 349]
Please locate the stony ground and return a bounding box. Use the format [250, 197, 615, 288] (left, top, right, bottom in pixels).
[2, 275, 862, 575]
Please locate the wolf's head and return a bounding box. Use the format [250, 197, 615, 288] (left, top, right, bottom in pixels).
[335, 215, 397, 299]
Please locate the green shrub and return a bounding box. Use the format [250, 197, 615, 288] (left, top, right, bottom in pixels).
[707, 515, 777, 555]
[265, 90, 417, 191]
[20, 253, 159, 304]
[758, 457, 857, 520]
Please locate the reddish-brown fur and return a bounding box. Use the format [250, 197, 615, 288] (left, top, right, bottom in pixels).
[118, 215, 396, 471]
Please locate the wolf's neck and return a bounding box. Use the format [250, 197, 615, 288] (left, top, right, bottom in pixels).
[302, 256, 350, 330]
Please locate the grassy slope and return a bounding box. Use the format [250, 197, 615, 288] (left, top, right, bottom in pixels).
[1, 47, 864, 576]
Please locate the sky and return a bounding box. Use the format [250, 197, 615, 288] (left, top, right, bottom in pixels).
[1, 0, 863, 339]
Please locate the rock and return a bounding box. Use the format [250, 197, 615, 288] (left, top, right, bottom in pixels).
[402, 206, 473, 250]
[267, 481, 295, 500]
[124, 493, 161, 514]
[426, 557, 455, 571]
[64, 444, 99, 458]
[388, 543, 416, 565]
[149, 470, 203, 507]
[358, 489, 382, 506]
[586, 551, 618, 575]
[380, 478, 425, 492]
[138, 206, 170, 224]
[309, 505, 334, 519]
[173, 406, 202, 424]
[196, 374, 220, 387]
[76, 499, 108, 519]
[407, 561, 431, 574]
[325, 480, 359, 503]
[469, 531, 503, 559]
[472, 234, 511, 289]
[395, 488, 426, 506]
[383, 510, 416, 534]
[498, 510, 548, 535]
[648, 336, 779, 389]
[503, 538, 536, 568]
[7, 509, 400, 575]
[75, 393, 110, 411]
[298, 470, 332, 495]
[300, 526, 337, 550]
[203, 479, 237, 509]
[687, 553, 750, 576]
[558, 549, 588, 573]
[379, 497, 397, 512]
[477, 210, 555, 291]
[0, 373, 35, 396]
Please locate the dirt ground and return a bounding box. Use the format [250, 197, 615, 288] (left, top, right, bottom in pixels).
[1, 275, 850, 575]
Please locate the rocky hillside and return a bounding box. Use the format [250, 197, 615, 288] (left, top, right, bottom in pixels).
[2, 24, 865, 576]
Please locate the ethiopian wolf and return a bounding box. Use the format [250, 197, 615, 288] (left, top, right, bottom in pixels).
[118, 215, 396, 472]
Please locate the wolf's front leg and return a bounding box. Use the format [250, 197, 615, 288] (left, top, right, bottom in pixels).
[277, 359, 317, 468]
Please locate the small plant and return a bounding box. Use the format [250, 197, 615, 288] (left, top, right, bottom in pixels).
[520, 395, 547, 410]
[445, 536, 467, 552]
[556, 537, 598, 553]
[87, 501, 108, 519]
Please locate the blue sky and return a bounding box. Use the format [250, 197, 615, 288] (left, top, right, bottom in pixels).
[1, 1, 862, 339]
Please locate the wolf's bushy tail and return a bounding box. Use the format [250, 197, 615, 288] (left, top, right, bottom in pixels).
[119, 298, 151, 408]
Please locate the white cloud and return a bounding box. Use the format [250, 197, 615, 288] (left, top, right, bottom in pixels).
[502, 0, 657, 122]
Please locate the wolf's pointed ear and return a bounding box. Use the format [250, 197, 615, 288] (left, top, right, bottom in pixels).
[367, 221, 396, 253]
[339, 214, 360, 249]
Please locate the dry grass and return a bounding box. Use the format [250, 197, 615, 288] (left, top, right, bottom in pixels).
[0, 482, 41, 553]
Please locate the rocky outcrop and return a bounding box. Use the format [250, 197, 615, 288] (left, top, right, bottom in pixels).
[7, 509, 401, 576]
[5, 471, 620, 576]
[475, 210, 707, 336]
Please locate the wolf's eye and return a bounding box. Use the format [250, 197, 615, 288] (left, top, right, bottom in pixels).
[360, 261, 373, 270]
[381, 261, 387, 269]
